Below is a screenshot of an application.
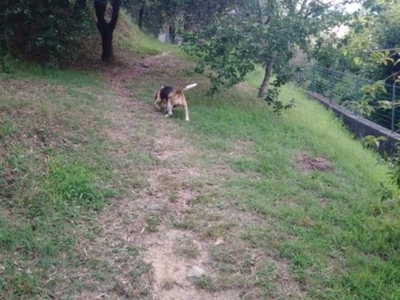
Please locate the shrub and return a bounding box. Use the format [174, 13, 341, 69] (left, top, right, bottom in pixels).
[0, 0, 92, 65]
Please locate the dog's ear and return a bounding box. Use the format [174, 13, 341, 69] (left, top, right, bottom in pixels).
[154, 91, 158, 100]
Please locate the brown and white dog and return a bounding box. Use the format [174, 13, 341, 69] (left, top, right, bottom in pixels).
[154, 83, 197, 121]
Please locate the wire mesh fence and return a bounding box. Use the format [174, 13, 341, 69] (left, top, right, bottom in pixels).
[293, 65, 400, 133]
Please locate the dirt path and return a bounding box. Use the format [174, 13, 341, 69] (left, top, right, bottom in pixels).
[86, 52, 237, 300]
[77, 52, 305, 300]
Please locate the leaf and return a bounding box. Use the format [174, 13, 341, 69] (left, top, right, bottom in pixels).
[353, 57, 363, 65]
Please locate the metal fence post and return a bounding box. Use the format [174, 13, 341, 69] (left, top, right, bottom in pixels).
[354, 76, 359, 116]
[311, 66, 315, 92]
[329, 69, 333, 103]
[392, 82, 396, 133]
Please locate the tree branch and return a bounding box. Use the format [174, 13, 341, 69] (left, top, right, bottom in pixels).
[299, 0, 309, 14]
[304, 5, 324, 19]
[261, 0, 275, 25]
[110, 0, 121, 31]
[383, 70, 400, 82]
[256, 0, 263, 24]
[94, 0, 107, 31]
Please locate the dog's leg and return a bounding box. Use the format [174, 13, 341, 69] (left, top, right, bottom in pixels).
[184, 104, 189, 121]
[154, 100, 161, 111]
[165, 102, 173, 118]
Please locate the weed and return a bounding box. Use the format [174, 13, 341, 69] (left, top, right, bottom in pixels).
[146, 214, 161, 232]
[0, 118, 17, 139]
[215, 273, 249, 290]
[254, 262, 277, 297]
[45, 156, 116, 212]
[200, 222, 237, 239]
[173, 237, 200, 259]
[129, 261, 153, 282]
[194, 275, 217, 292]
[172, 216, 198, 230]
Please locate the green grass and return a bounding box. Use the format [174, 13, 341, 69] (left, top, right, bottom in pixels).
[182, 76, 398, 298]
[115, 11, 172, 56]
[131, 54, 398, 298]
[0, 70, 98, 297]
[0, 61, 148, 299]
[2, 14, 399, 300]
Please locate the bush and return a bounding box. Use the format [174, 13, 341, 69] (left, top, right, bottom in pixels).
[0, 0, 92, 65]
[308, 77, 330, 95]
[333, 74, 357, 104]
[376, 150, 400, 250]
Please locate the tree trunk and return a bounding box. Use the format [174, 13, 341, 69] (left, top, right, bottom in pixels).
[94, 0, 121, 62]
[99, 27, 114, 62]
[138, 4, 144, 30]
[169, 24, 176, 44]
[258, 60, 274, 98]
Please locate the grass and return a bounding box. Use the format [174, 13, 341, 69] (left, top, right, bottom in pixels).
[0, 58, 152, 298]
[1, 12, 399, 300]
[115, 11, 172, 57]
[184, 76, 398, 298]
[173, 236, 200, 259]
[130, 50, 398, 298]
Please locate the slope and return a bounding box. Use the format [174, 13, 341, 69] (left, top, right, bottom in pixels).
[0, 12, 398, 300]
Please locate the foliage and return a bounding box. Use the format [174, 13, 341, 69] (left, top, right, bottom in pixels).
[344, 80, 387, 116]
[181, 0, 351, 102]
[122, 0, 169, 36]
[312, 77, 330, 94]
[312, 33, 354, 70]
[123, 0, 242, 38]
[377, 149, 400, 240]
[344, 97, 374, 116]
[181, 10, 255, 95]
[0, 0, 93, 65]
[362, 135, 388, 150]
[341, 0, 400, 79]
[265, 74, 295, 113]
[332, 74, 358, 104]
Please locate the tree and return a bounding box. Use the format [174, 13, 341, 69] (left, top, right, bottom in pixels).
[182, 0, 352, 98]
[94, 0, 121, 62]
[340, 0, 400, 79]
[122, 0, 243, 41]
[311, 33, 355, 72]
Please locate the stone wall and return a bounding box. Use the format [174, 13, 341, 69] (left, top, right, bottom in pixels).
[306, 91, 400, 156]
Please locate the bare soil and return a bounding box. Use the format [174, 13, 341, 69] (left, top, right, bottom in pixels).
[294, 153, 333, 174]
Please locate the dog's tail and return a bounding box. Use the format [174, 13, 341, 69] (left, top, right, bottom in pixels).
[183, 83, 198, 91]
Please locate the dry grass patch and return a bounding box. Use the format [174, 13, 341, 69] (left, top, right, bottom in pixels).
[294, 152, 333, 174]
[173, 236, 201, 259]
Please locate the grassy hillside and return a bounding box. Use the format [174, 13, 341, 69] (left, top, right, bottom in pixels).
[1, 13, 398, 300]
[131, 55, 398, 299]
